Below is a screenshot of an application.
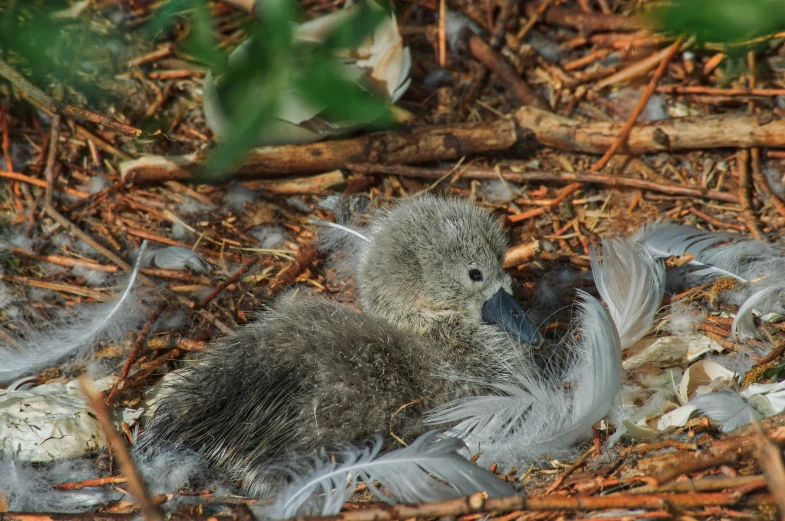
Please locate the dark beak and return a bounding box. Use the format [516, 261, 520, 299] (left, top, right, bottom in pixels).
[482, 289, 543, 347]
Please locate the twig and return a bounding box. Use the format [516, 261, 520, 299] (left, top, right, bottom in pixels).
[508, 183, 581, 224]
[595, 43, 679, 90]
[79, 377, 164, 521]
[120, 107, 785, 183]
[517, 0, 555, 41]
[657, 86, 785, 97]
[438, 0, 446, 67]
[688, 207, 745, 231]
[0, 273, 113, 301]
[545, 446, 596, 494]
[503, 241, 541, 268]
[54, 476, 129, 490]
[43, 115, 61, 208]
[468, 36, 550, 110]
[106, 301, 169, 405]
[0, 170, 89, 198]
[751, 139, 785, 219]
[196, 257, 260, 308]
[251, 243, 317, 303]
[589, 37, 683, 172]
[525, 2, 641, 34]
[348, 163, 739, 204]
[0, 57, 142, 137]
[45, 204, 132, 271]
[753, 421, 785, 519]
[737, 149, 764, 240]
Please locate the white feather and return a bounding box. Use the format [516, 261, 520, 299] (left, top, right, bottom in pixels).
[0, 242, 149, 383]
[426, 292, 621, 465]
[591, 238, 665, 349]
[690, 391, 757, 432]
[731, 286, 785, 340]
[309, 218, 371, 243]
[266, 431, 513, 518]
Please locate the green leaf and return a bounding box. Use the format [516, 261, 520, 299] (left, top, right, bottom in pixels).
[647, 0, 785, 50]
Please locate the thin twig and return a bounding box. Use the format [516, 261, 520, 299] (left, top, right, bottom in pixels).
[79, 377, 163, 521]
[0, 57, 142, 137]
[589, 37, 683, 172]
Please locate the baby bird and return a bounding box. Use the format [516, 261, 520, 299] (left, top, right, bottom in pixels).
[140, 196, 541, 495]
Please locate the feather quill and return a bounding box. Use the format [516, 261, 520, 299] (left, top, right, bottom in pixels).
[426, 292, 621, 464]
[590, 238, 665, 349]
[267, 431, 513, 518]
[0, 242, 149, 383]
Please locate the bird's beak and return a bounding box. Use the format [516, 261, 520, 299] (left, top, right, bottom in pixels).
[482, 289, 543, 348]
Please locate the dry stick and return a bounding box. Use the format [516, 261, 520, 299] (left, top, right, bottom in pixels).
[508, 183, 581, 224]
[524, 2, 641, 34]
[589, 37, 683, 173]
[468, 36, 550, 110]
[43, 115, 61, 208]
[594, 44, 678, 90]
[658, 86, 785, 97]
[54, 476, 129, 491]
[753, 421, 785, 519]
[455, 0, 516, 118]
[348, 163, 739, 204]
[737, 149, 765, 240]
[751, 148, 785, 218]
[688, 207, 745, 231]
[79, 378, 164, 521]
[0, 273, 112, 301]
[0, 170, 89, 198]
[503, 240, 541, 268]
[45, 204, 131, 270]
[438, 0, 446, 67]
[196, 257, 260, 308]
[106, 301, 169, 405]
[12, 247, 120, 273]
[545, 446, 596, 495]
[120, 107, 785, 183]
[251, 243, 318, 304]
[0, 58, 142, 138]
[516, 0, 554, 40]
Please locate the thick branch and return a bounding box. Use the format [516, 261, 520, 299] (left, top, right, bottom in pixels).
[119, 108, 785, 183]
[121, 120, 519, 182]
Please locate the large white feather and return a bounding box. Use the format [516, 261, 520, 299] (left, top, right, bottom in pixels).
[266, 431, 514, 518]
[426, 292, 621, 464]
[590, 238, 665, 349]
[0, 242, 149, 383]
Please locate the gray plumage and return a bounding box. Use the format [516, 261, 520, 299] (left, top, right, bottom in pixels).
[139, 196, 540, 495]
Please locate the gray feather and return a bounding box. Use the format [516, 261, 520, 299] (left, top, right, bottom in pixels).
[691, 392, 757, 432]
[267, 431, 513, 518]
[142, 246, 210, 273]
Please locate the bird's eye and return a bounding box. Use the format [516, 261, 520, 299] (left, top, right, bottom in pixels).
[468, 269, 483, 282]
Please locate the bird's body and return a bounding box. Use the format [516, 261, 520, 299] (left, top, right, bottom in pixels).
[140, 196, 540, 495]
